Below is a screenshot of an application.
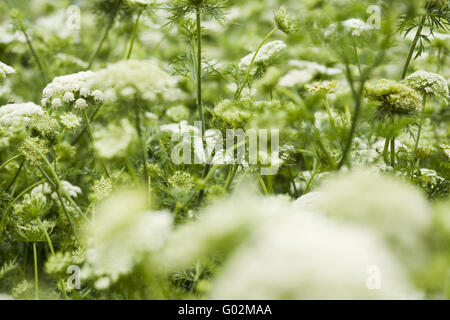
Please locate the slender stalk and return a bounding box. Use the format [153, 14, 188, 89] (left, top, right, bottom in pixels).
[390, 137, 395, 167]
[37, 218, 54, 255]
[0, 154, 21, 172]
[126, 10, 142, 60]
[32, 242, 39, 300]
[196, 7, 206, 135]
[401, 15, 426, 80]
[324, 96, 336, 130]
[88, 15, 116, 69]
[71, 103, 102, 146]
[134, 104, 149, 194]
[383, 136, 390, 164]
[13, 179, 46, 203]
[82, 109, 110, 178]
[5, 0, 47, 83]
[235, 27, 279, 99]
[413, 95, 427, 162]
[258, 174, 269, 195]
[224, 165, 238, 192]
[6, 159, 25, 192]
[338, 85, 364, 169]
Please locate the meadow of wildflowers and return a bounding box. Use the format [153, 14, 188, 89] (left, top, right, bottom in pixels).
[0, 0, 449, 300]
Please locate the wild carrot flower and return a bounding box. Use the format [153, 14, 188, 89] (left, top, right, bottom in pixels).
[0, 61, 15, 80]
[404, 70, 450, 104]
[0, 102, 44, 126]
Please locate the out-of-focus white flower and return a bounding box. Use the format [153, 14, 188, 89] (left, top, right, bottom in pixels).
[0, 103, 44, 126]
[160, 120, 200, 137]
[210, 211, 420, 299]
[295, 171, 431, 254]
[404, 70, 450, 104]
[289, 60, 342, 77]
[94, 119, 137, 160]
[0, 61, 15, 80]
[90, 60, 182, 104]
[279, 70, 314, 87]
[239, 41, 287, 71]
[326, 18, 373, 37]
[84, 190, 173, 284]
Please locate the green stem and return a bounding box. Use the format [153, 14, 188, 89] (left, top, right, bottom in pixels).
[33, 242, 39, 300]
[88, 15, 116, 69]
[37, 218, 54, 255]
[82, 109, 110, 178]
[235, 27, 279, 99]
[401, 15, 426, 80]
[126, 10, 142, 60]
[5, 0, 47, 83]
[390, 137, 395, 167]
[196, 7, 205, 135]
[324, 96, 336, 130]
[13, 179, 46, 203]
[224, 165, 238, 192]
[0, 154, 21, 171]
[134, 104, 149, 194]
[413, 95, 427, 162]
[383, 136, 390, 164]
[258, 174, 269, 196]
[6, 159, 25, 192]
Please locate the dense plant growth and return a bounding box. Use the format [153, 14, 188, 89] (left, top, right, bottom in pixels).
[0, 0, 449, 300]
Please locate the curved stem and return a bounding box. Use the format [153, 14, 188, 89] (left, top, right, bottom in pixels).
[33, 242, 39, 300]
[37, 218, 54, 255]
[390, 137, 395, 167]
[134, 104, 149, 196]
[126, 10, 142, 60]
[88, 15, 116, 69]
[235, 27, 279, 99]
[413, 95, 427, 162]
[82, 109, 110, 178]
[196, 8, 205, 135]
[401, 15, 426, 80]
[5, 0, 47, 83]
[0, 154, 21, 172]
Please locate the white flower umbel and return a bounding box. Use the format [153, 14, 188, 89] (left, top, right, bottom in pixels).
[42, 71, 100, 108]
[325, 18, 373, 37]
[90, 60, 181, 103]
[210, 211, 419, 300]
[31, 180, 82, 201]
[404, 70, 450, 104]
[84, 190, 173, 284]
[295, 170, 431, 255]
[0, 61, 15, 80]
[0, 102, 44, 126]
[279, 70, 314, 87]
[239, 40, 287, 71]
[94, 119, 138, 160]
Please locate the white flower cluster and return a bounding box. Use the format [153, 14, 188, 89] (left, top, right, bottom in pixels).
[404, 70, 450, 104]
[279, 60, 342, 88]
[239, 41, 287, 71]
[83, 191, 173, 286]
[42, 71, 104, 110]
[91, 60, 181, 104]
[162, 186, 420, 299]
[0, 61, 15, 80]
[31, 180, 82, 200]
[211, 211, 418, 299]
[295, 170, 431, 254]
[94, 119, 137, 160]
[325, 18, 373, 37]
[0, 102, 44, 126]
[414, 168, 445, 188]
